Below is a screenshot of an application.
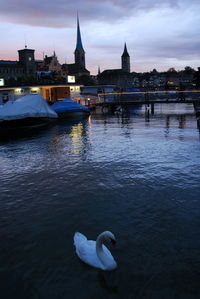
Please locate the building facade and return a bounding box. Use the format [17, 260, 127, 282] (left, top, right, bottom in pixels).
[0, 16, 90, 86]
[121, 43, 130, 73]
[0, 83, 82, 105]
[0, 47, 36, 81]
[66, 16, 90, 78]
[18, 48, 36, 76]
[98, 43, 132, 90]
[37, 52, 62, 73]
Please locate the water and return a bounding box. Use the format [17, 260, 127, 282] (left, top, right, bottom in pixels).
[0, 103, 200, 299]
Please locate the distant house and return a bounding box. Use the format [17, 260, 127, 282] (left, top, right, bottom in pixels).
[37, 52, 62, 73]
[179, 69, 195, 88]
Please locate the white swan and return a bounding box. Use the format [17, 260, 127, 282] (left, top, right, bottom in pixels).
[74, 231, 117, 271]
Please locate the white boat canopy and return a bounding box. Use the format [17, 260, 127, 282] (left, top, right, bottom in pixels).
[0, 95, 57, 121]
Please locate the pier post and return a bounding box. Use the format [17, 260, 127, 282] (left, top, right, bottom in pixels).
[151, 104, 154, 115]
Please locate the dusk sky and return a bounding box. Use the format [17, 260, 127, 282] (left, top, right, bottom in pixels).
[0, 0, 199, 74]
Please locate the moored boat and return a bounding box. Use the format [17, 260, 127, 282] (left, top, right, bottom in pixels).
[0, 94, 57, 133]
[51, 98, 90, 119]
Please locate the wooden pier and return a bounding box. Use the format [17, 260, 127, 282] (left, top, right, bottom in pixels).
[96, 90, 200, 105]
[83, 90, 200, 114]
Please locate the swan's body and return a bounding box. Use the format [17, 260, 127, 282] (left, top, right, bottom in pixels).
[74, 231, 117, 271]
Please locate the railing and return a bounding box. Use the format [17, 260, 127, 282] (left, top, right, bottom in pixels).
[97, 90, 200, 105]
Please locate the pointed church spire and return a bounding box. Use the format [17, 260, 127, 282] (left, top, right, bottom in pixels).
[75, 14, 84, 52]
[98, 65, 101, 75]
[122, 43, 130, 57]
[74, 14, 86, 68]
[121, 42, 130, 73]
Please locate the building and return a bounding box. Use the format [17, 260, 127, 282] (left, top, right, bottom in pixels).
[36, 52, 63, 83]
[121, 43, 130, 73]
[18, 48, 36, 76]
[75, 16, 86, 68]
[0, 16, 90, 86]
[0, 84, 82, 105]
[37, 52, 62, 73]
[0, 61, 24, 81]
[0, 47, 36, 81]
[64, 16, 90, 78]
[98, 43, 132, 90]
[78, 85, 116, 107]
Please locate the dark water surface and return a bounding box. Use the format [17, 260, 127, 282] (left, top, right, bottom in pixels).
[0, 104, 200, 299]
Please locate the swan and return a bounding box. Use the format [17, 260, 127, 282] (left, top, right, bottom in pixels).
[74, 231, 117, 271]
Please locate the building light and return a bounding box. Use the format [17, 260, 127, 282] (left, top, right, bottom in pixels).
[70, 86, 80, 92]
[14, 88, 24, 94]
[30, 87, 40, 94]
[68, 76, 75, 83]
[0, 78, 4, 86]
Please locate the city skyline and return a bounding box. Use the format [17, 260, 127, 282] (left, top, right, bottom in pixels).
[0, 0, 200, 75]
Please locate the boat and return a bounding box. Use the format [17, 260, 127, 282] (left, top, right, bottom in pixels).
[0, 94, 58, 133]
[51, 98, 90, 119]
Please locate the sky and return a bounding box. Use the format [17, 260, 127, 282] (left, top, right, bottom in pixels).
[0, 0, 199, 74]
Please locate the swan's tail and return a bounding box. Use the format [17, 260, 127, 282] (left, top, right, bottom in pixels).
[74, 232, 87, 247]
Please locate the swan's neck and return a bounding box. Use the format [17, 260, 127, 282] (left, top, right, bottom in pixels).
[96, 233, 107, 267]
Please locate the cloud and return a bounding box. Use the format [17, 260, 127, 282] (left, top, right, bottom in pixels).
[0, 0, 199, 73]
[0, 0, 194, 28]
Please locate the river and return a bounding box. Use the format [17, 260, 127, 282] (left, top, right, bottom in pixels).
[0, 103, 200, 298]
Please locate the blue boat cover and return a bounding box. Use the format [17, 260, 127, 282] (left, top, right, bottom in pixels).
[51, 98, 90, 113]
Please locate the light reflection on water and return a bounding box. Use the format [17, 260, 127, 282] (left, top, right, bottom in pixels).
[0, 103, 200, 299]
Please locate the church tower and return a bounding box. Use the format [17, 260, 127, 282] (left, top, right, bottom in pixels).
[121, 43, 130, 73]
[18, 47, 36, 76]
[74, 15, 85, 68]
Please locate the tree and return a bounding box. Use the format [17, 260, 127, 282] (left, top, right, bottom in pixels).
[184, 66, 194, 74]
[167, 68, 177, 73]
[151, 68, 158, 74]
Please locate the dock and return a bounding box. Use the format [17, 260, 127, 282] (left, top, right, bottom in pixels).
[82, 90, 200, 114]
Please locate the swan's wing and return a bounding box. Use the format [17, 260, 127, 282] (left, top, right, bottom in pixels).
[102, 244, 114, 259]
[74, 238, 105, 269]
[74, 232, 87, 247]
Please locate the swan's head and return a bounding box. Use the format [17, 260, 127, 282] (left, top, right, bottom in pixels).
[101, 231, 117, 248]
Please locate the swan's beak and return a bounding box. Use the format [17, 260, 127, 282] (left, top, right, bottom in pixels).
[111, 239, 116, 249]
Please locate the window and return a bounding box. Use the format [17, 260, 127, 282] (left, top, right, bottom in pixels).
[30, 88, 40, 94]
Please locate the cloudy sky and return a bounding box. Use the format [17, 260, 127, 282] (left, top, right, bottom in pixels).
[0, 0, 199, 74]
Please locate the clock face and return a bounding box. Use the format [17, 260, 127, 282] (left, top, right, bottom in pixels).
[29, 57, 32, 61]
